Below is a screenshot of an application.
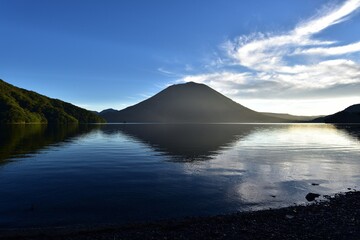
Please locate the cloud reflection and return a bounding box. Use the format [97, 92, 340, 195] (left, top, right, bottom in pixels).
[178, 124, 360, 207]
[101, 124, 360, 208]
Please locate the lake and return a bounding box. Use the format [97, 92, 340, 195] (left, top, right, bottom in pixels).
[0, 123, 359, 228]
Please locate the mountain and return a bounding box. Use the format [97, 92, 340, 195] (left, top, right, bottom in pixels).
[0, 79, 105, 124]
[100, 82, 285, 123]
[261, 112, 322, 122]
[314, 104, 360, 123]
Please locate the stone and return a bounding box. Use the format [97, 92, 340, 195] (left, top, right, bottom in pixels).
[305, 193, 321, 202]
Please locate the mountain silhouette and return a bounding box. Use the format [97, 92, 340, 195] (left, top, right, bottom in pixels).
[0, 79, 105, 124]
[314, 104, 360, 123]
[100, 82, 284, 123]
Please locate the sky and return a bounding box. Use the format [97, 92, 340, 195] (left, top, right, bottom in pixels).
[1, 0, 360, 115]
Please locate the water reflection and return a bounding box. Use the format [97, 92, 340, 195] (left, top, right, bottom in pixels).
[177, 124, 360, 206]
[2, 123, 359, 164]
[0, 123, 359, 228]
[334, 124, 360, 142]
[107, 123, 360, 210]
[101, 124, 360, 162]
[102, 124, 260, 161]
[0, 124, 98, 163]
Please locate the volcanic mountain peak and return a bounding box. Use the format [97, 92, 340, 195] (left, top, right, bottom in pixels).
[100, 82, 284, 123]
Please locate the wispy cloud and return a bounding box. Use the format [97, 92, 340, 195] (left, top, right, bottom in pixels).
[158, 67, 178, 76]
[180, 0, 360, 115]
[294, 41, 360, 56]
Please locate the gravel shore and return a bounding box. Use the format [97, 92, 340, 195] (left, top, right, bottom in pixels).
[1, 191, 359, 240]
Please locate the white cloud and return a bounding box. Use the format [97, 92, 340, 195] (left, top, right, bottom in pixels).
[226, 0, 360, 73]
[294, 0, 360, 36]
[239, 97, 360, 116]
[294, 41, 360, 56]
[179, 0, 360, 115]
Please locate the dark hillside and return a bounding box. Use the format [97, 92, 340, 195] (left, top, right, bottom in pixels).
[0, 79, 105, 124]
[313, 104, 360, 123]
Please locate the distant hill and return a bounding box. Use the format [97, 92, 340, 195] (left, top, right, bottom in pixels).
[261, 112, 322, 122]
[0, 79, 105, 124]
[100, 82, 286, 123]
[314, 104, 360, 123]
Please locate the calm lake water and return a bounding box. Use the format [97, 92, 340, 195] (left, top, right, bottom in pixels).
[0, 123, 359, 228]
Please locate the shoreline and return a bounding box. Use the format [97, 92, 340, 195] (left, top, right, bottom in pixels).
[1, 191, 359, 240]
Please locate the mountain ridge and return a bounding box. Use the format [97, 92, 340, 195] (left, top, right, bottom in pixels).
[261, 112, 322, 122]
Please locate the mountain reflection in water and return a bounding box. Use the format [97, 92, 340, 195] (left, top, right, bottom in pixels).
[0, 123, 359, 228]
[1, 123, 359, 164]
[101, 124, 260, 162]
[334, 124, 360, 142]
[0, 124, 98, 163]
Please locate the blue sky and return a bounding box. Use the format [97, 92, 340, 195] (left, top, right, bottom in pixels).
[1, 0, 360, 115]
